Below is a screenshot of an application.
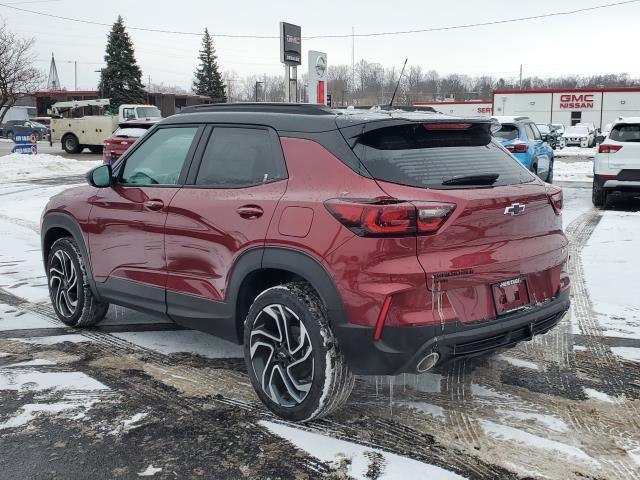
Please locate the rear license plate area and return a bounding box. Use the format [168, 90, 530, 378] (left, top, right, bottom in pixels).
[492, 277, 530, 315]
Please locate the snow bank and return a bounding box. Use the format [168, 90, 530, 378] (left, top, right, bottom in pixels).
[554, 160, 593, 182]
[0, 153, 100, 182]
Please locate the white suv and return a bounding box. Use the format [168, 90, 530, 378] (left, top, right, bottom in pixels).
[592, 117, 640, 208]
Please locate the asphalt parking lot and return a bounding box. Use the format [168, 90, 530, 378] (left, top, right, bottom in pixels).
[0, 160, 639, 479]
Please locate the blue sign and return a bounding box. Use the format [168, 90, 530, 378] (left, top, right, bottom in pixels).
[11, 133, 38, 155]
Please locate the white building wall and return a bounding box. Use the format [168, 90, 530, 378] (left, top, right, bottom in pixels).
[493, 90, 640, 129]
[602, 92, 640, 126]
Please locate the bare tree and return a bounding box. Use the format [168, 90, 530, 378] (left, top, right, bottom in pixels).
[149, 82, 187, 94]
[0, 22, 44, 124]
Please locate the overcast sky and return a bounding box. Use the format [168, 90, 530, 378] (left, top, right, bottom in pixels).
[2, 0, 640, 92]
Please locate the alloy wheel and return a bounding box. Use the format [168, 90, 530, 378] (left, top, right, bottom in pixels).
[249, 304, 314, 407]
[49, 250, 79, 318]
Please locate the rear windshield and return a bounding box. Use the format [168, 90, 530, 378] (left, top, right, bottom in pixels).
[610, 124, 640, 142]
[352, 123, 534, 189]
[493, 124, 520, 141]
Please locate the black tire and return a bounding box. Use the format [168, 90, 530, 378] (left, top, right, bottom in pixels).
[592, 183, 607, 209]
[531, 162, 539, 177]
[88, 145, 103, 154]
[546, 160, 554, 183]
[62, 134, 82, 154]
[7, 131, 15, 141]
[47, 237, 109, 327]
[244, 282, 355, 422]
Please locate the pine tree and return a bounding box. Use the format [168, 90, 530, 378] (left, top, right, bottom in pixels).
[98, 16, 145, 109]
[193, 29, 226, 102]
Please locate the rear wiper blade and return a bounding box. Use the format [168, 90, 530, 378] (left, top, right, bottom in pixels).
[441, 173, 500, 186]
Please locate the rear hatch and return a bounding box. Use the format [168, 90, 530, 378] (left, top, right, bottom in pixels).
[339, 115, 567, 323]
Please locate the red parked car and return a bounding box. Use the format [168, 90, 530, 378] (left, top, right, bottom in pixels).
[103, 121, 157, 164]
[41, 104, 570, 422]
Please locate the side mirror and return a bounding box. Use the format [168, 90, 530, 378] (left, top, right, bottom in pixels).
[541, 134, 549, 142]
[87, 164, 113, 188]
[595, 135, 605, 144]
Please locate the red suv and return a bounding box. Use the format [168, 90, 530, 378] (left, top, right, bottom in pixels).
[41, 104, 570, 422]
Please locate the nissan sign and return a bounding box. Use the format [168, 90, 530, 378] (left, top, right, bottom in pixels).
[280, 22, 301, 66]
[559, 94, 594, 109]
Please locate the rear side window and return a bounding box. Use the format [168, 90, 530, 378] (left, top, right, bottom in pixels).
[195, 127, 287, 188]
[352, 123, 534, 189]
[610, 124, 640, 142]
[494, 125, 519, 141]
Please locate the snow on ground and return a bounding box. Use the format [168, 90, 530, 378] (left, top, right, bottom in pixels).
[555, 146, 596, 159]
[555, 159, 593, 182]
[611, 347, 640, 362]
[582, 211, 640, 339]
[480, 420, 599, 466]
[111, 331, 243, 359]
[260, 420, 467, 480]
[0, 361, 112, 430]
[0, 153, 100, 182]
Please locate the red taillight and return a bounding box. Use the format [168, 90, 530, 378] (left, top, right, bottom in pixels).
[324, 198, 455, 237]
[506, 143, 528, 153]
[423, 123, 471, 130]
[547, 186, 563, 215]
[598, 144, 623, 154]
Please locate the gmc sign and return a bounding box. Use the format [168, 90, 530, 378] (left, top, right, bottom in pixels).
[559, 94, 594, 109]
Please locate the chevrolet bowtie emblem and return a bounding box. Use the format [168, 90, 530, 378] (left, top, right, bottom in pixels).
[504, 203, 526, 215]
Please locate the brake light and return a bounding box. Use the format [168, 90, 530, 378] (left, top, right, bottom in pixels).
[546, 186, 563, 215]
[598, 144, 622, 154]
[423, 123, 471, 130]
[324, 198, 455, 237]
[506, 144, 528, 153]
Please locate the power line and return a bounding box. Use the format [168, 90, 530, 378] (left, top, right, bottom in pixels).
[1, 0, 638, 39]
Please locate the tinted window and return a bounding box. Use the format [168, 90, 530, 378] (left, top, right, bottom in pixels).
[195, 127, 286, 188]
[494, 125, 519, 141]
[352, 123, 534, 190]
[610, 124, 640, 142]
[121, 127, 197, 185]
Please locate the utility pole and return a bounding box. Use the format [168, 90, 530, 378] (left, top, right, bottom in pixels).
[65, 60, 77, 90]
[255, 81, 264, 102]
[519, 64, 523, 89]
[351, 26, 355, 105]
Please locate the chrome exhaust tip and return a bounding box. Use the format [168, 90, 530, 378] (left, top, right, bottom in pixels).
[416, 352, 440, 373]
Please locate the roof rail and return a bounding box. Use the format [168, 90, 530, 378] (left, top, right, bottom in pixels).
[179, 102, 335, 116]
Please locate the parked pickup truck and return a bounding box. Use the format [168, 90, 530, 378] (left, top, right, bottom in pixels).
[49, 99, 162, 154]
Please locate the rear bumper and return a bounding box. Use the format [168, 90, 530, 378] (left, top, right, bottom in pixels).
[595, 175, 640, 193]
[335, 289, 570, 375]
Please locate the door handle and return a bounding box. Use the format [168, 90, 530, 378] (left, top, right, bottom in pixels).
[237, 205, 264, 219]
[143, 199, 164, 211]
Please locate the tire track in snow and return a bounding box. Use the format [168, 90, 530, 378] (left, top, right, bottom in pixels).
[3, 292, 506, 479]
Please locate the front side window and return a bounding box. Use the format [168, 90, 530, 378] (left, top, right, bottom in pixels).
[121, 127, 197, 186]
[123, 108, 136, 120]
[195, 127, 286, 188]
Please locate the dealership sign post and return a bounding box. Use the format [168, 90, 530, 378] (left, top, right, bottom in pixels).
[308, 51, 327, 105]
[11, 133, 38, 155]
[280, 22, 301, 102]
